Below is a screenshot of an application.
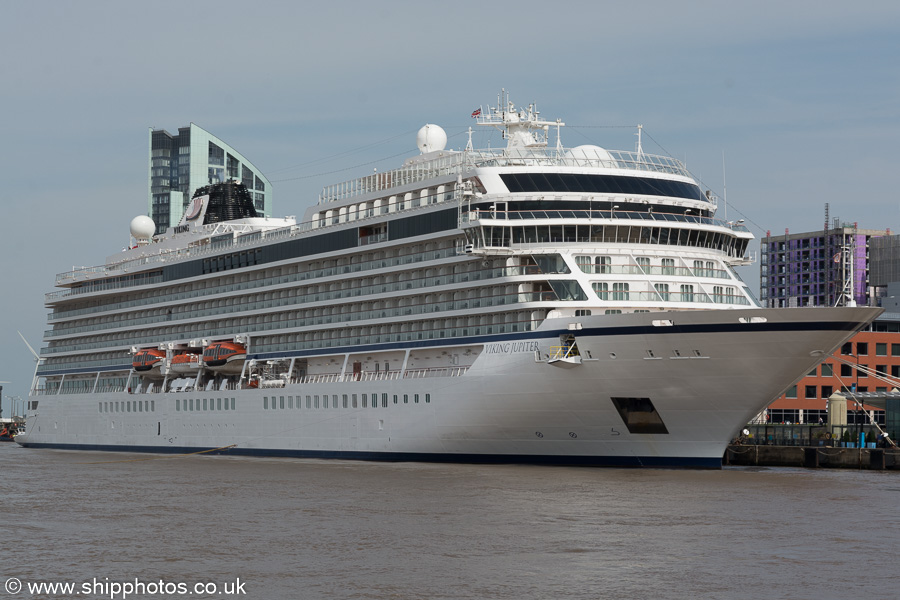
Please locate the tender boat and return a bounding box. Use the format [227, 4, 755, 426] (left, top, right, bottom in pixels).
[132, 349, 166, 378]
[202, 342, 247, 375]
[170, 352, 201, 375]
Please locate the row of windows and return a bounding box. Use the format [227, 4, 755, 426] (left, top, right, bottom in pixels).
[785, 384, 890, 399]
[590, 282, 744, 304]
[176, 397, 236, 412]
[806, 362, 900, 379]
[47, 251, 517, 352]
[315, 186, 454, 226]
[49, 277, 519, 341]
[767, 408, 885, 426]
[766, 409, 829, 424]
[51, 242, 459, 322]
[575, 256, 730, 280]
[841, 341, 900, 357]
[499, 173, 706, 202]
[162, 208, 458, 283]
[99, 400, 156, 413]
[45, 275, 524, 354]
[476, 224, 748, 258]
[262, 393, 431, 409]
[40, 310, 542, 373]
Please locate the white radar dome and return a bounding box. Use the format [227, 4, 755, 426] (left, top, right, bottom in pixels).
[564, 145, 618, 167]
[130, 215, 156, 240]
[416, 124, 447, 154]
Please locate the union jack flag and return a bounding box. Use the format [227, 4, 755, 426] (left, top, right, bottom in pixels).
[471, 108, 481, 118]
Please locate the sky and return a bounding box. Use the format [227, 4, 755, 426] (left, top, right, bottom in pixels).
[1, 0, 899, 412]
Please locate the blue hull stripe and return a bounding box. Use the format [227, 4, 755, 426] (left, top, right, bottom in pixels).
[18, 442, 723, 469]
[37, 319, 862, 377]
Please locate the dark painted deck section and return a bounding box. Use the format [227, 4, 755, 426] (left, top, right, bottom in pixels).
[725, 444, 900, 470]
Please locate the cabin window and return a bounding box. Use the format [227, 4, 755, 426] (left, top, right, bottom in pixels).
[612, 283, 629, 301]
[661, 258, 675, 275]
[595, 256, 611, 274]
[655, 283, 670, 301]
[636, 257, 650, 273]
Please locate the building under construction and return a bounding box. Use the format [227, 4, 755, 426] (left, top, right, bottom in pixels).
[760, 210, 889, 308]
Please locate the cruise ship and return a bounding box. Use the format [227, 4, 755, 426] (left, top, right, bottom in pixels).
[17, 94, 881, 467]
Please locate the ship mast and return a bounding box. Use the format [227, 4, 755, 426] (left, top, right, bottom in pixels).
[473, 89, 564, 152]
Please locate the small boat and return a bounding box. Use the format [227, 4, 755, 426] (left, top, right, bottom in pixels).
[132, 348, 166, 378]
[202, 342, 246, 374]
[170, 352, 201, 375]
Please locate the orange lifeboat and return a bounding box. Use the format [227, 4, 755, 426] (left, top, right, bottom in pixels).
[133, 349, 165, 371]
[170, 352, 201, 375]
[202, 341, 246, 374]
[133, 348, 166, 378]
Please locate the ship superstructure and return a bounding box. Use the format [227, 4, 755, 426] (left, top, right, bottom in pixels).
[19, 93, 881, 467]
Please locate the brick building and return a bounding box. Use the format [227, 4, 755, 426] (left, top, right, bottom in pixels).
[765, 314, 900, 425]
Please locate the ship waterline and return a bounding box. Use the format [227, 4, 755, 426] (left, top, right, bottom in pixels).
[18, 94, 881, 466]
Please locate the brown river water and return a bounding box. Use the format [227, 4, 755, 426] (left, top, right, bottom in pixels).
[2, 442, 898, 600]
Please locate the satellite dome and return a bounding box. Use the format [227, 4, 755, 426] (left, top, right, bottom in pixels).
[130, 215, 156, 240]
[565, 145, 618, 167]
[416, 124, 447, 154]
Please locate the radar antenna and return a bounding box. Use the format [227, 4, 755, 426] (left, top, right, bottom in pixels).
[474, 89, 564, 151]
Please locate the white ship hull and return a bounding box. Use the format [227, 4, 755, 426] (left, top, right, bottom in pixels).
[18, 307, 878, 467]
[25, 95, 882, 467]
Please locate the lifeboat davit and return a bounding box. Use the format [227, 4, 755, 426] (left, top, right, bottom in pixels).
[170, 352, 201, 375]
[133, 348, 166, 378]
[202, 341, 246, 374]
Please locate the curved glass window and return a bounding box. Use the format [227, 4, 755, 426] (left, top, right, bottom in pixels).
[501, 173, 705, 202]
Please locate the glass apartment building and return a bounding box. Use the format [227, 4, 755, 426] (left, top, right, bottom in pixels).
[149, 123, 271, 234]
